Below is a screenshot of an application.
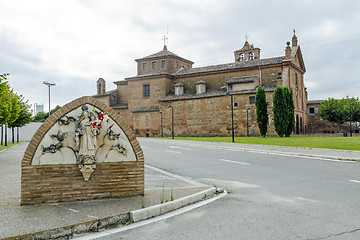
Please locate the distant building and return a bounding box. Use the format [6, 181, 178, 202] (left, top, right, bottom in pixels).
[34, 104, 44, 115]
[94, 33, 307, 137]
[307, 100, 359, 134]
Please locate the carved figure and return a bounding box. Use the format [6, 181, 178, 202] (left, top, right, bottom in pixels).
[107, 124, 121, 140]
[58, 116, 76, 125]
[75, 105, 99, 158]
[43, 143, 62, 154]
[42, 130, 68, 155]
[75, 105, 100, 181]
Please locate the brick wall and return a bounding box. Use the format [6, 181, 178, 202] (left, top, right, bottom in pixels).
[21, 96, 144, 205]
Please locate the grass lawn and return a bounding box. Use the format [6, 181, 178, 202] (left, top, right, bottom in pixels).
[159, 136, 360, 151]
[0, 142, 22, 150]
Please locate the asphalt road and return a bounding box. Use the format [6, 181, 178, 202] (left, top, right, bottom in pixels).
[85, 138, 360, 240]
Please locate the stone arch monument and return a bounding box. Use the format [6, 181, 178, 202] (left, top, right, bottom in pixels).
[21, 96, 144, 205]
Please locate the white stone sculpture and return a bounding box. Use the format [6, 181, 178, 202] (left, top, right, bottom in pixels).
[32, 104, 136, 181]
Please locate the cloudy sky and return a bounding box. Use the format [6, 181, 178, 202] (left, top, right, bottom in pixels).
[1, 0, 360, 112]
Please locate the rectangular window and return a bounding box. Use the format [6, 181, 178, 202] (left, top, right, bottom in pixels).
[309, 107, 315, 114]
[143, 84, 150, 98]
[295, 73, 298, 86]
[152, 62, 156, 69]
[249, 96, 255, 104]
[233, 102, 239, 108]
[143, 63, 147, 70]
[176, 61, 178, 68]
[161, 60, 166, 68]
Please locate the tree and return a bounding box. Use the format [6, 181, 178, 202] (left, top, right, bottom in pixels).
[8, 95, 33, 142]
[255, 86, 268, 137]
[284, 87, 294, 137]
[0, 73, 12, 126]
[33, 111, 47, 122]
[319, 97, 360, 132]
[0, 73, 12, 145]
[273, 86, 295, 137]
[32, 105, 61, 122]
[273, 86, 287, 137]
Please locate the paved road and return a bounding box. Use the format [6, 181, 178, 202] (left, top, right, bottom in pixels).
[84, 138, 360, 240]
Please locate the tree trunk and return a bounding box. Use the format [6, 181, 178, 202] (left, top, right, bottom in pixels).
[12, 127, 15, 143]
[337, 121, 341, 133]
[17, 127, 19, 142]
[1, 125, 3, 145]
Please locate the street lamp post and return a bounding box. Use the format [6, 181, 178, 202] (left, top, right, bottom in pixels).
[225, 92, 235, 143]
[350, 102, 355, 137]
[159, 111, 163, 137]
[43, 81, 56, 118]
[247, 108, 250, 137]
[168, 105, 174, 139]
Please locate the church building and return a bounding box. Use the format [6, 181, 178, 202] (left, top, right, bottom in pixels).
[94, 33, 307, 137]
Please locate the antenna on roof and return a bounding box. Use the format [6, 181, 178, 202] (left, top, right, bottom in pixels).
[245, 33, 249, 42]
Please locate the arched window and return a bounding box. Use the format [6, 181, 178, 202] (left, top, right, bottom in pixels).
[239, 53, 244, 61]
[249, 52, 255, 61]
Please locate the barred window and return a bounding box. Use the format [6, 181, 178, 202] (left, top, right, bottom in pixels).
[143, 84, 150, 98]
[249, 96, 255, 104]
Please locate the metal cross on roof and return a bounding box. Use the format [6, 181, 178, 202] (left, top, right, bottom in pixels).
[245, 34, 249, 42]
[293, 29, 296, 35]
[162, 35, 168, 46]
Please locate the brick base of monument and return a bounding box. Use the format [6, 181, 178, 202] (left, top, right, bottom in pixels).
[21, 162, 144, 205]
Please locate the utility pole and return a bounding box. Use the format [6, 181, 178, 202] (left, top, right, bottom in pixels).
[43, 81, 56, 118]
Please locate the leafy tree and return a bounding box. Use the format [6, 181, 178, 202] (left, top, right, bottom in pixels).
[284, 87, 295, 137]
[0, 73, 12, 145]
[8, 95, 33, 142]
[50, 105, 61, 115]
[8, 91, 21, 125]
[0, 73, 12, 126]
[32, 105, 61, 122]
[273, 86, 287, 137]
[255, 86, 268, 137]
[33, 111, 47, 122]
[319, 97, 360, 132]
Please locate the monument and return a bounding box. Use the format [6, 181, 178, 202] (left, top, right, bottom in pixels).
[21, 96, 144, 205]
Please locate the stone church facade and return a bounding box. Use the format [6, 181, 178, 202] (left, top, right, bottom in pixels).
[94, 33, 307, 137]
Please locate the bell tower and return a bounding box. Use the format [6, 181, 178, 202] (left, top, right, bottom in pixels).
[234, 35, 261, 62]
[97, 78, 106, 95]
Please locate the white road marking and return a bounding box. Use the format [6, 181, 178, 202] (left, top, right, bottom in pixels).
[219, 159, 251, 165]
[145, 177, 174, 181]
[170, 146, 192, 150]
[67, 208, 79, 213]
[267, 152, 356, 163]
[72, 191, 227, 240]
[165, 150, 181, 154]
[349, 180, 360, 184]
[145, 164, 206, 187]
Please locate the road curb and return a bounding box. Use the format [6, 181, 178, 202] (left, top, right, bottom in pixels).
[143, 139, 360, 162]
[2, 187, 217, 240]
[130, 187, 216, 222]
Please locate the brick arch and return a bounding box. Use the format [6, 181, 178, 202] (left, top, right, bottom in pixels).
[21, 96, 144, 205]
[22, 96, 142, 167]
